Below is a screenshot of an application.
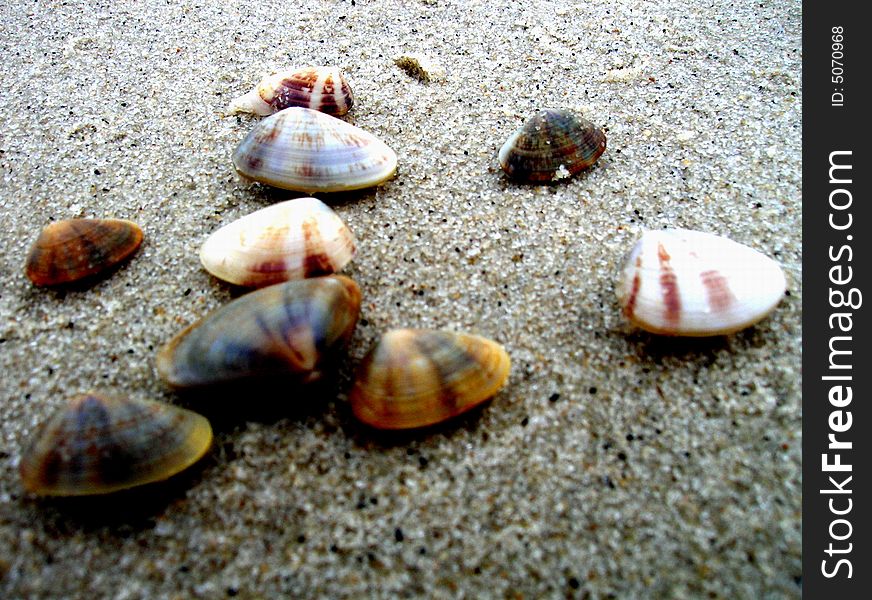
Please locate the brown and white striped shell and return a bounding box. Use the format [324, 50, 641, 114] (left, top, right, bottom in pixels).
[19, 392, 212, 496]
[25, 218, 143, 286]
[199, 197, 356, 287]
[350, 329, 511, 430]
[616, 229, 787, 336]
[226, 66, 354, 117]
[232, 107, 397, 193]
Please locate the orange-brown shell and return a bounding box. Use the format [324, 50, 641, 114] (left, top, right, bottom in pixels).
[19, 392, 212, 496]
[350, 329, 511, 430]
[25, 218, 143, 286]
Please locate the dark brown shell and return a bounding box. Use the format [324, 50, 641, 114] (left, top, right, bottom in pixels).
[25, 218, 143, 286]
[498, 109, 606, 182]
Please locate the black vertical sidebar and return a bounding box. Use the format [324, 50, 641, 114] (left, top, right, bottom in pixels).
[803, 2, 870, 597]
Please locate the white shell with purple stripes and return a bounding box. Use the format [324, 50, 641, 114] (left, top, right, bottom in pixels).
[616, 229, 786, 336]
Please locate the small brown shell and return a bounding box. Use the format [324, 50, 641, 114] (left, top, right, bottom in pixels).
[350, 329, 511, 430]
[498, 109, 606, 182]
[227, 66, 354, 117]
[25, 218, 143, 286]
[19, 392, 212, 496]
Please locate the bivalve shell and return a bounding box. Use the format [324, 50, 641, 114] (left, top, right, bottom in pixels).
[232, 107, 398, 193]
[157, 275, 361, 388]
[350, 329, 511, 430]
[227, 66, 354, 117]
[498, 109, 606, 182]
[199, 197, 356, 287]
[25, 218, 143, 286]
[19, 392, 212, 496]
[616, 229, 787, 336]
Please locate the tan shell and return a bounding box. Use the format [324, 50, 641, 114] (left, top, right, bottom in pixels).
[232, 107, 398, 193]
[616, 229, 787, 336]
[350, 329, 511, 430]
[227, 66, 354, 117]
[19, 392, 212, 496]
[199, 197, 356, 287]
[25, 218, 143, 286]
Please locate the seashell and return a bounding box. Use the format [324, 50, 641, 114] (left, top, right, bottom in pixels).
[226, 66, 354, 117]
[498, 109, 606, 182]
[199, 197, 356, 287]
[25, 218, 143, 286]
[350, 329, 511, 430]
[19, 392, 212, 496]
[157, 275, 361, 388]
[616, 229, 787, 336]
[232, 107, 398, 193]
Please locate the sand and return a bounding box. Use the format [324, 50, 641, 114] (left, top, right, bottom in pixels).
[0, 0, 801, 597]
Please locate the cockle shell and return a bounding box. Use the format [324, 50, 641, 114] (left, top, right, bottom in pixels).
[498, 109, 606, 182]
[19, 392, 212, 496]
[157, 275, 361, 388]
[199, 197, 356, 287]
[232, 107, 398, 193]
[226, 66, 354, 117]
[25, 218, 143, 286]
[616, 229, 787, 336]
[350, 329, 511, 430]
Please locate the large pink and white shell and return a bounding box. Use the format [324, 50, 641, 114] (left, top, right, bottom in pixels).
[616, 229, 787, 336]
[199, 197, 356, 287]
[226, 66, 354, 117]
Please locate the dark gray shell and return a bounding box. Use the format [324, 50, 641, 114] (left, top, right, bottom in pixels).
[157, 275, 361, 388]
[498, 109, 606, 182]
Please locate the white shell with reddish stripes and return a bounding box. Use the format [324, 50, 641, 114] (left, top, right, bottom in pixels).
[616, 229, 786, 336]
[232, 107, 398, 193]
[199, 197, 356, 287]
[227, 66, 354, 117]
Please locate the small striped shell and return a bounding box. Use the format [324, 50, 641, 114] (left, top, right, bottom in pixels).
[25, 218, 143, 286]
[498, 109, 606, 182]
[350, 329, 511, 430]
[19, 392, 212, 496]
[232, 107, 398, 193]
[157, 275, 361, 388]
[226, 66, 354, 117]
[616, 229, 787, 336]
[199, 197, 356, 287]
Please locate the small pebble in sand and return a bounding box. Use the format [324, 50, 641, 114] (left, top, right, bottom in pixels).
[394, 53, 446, 82]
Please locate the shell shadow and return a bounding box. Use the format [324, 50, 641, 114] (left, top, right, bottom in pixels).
[621, 327, 763, 365]
[340, 399, 494, 449]
[19, 456, 211, 532]
[168, 377, 339, 433]
[237, 181, 393, 211]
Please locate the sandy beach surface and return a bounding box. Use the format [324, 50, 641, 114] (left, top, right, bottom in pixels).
[0, 0, 801, 597]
